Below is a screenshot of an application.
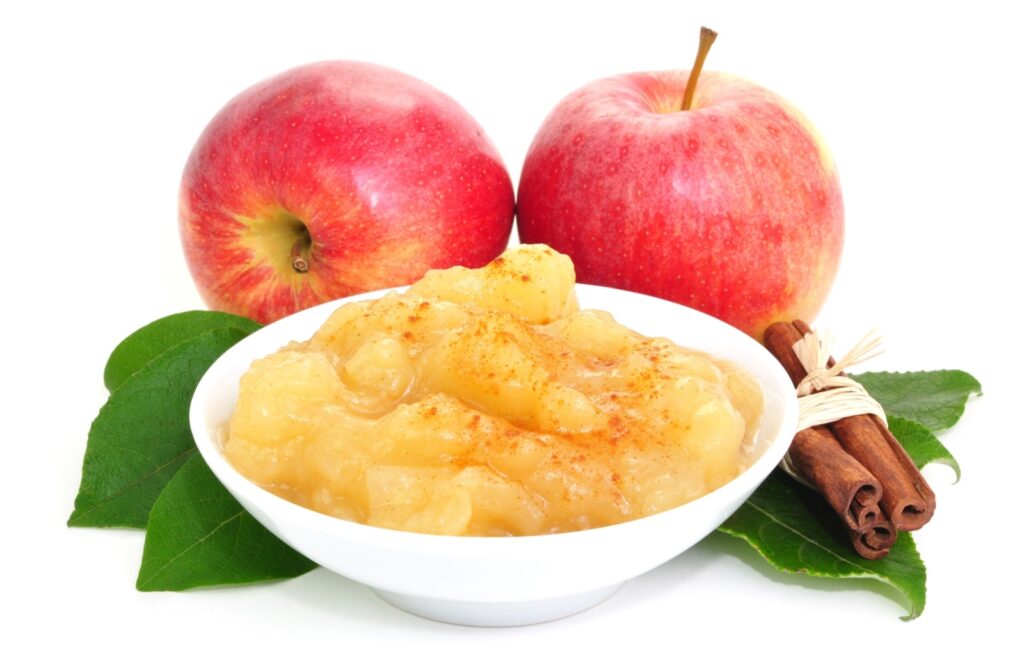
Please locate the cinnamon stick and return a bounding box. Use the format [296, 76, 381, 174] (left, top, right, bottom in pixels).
[850, 517, 897, 560]
[789, 320, 936, 532]
[788, 426, 885, 532]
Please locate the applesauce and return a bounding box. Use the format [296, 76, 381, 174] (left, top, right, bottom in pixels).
[224, 245, 763, 535]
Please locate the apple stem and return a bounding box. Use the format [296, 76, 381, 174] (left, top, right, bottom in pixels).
[682, 26, 717, 111]
[291, 241, 310, 273]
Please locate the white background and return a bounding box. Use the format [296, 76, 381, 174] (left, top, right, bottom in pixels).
[3, 0, 1019, 668]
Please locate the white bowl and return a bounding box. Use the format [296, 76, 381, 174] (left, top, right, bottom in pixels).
[191, 284, 797, 626]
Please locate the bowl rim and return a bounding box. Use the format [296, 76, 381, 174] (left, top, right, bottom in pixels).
[190, 283, 798, 550]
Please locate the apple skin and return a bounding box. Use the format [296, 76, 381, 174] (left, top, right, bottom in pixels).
[517, 70, 843, 340]
[180, 61, 514, 324]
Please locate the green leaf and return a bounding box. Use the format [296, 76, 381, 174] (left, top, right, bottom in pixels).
[853, 370, 981, 432]
[68, 328, 250, 528]
[888, 415, 960, 482]
[719, 471, 927, 620]
[137, 454, 316, 591]
[104, 310, 260, 392]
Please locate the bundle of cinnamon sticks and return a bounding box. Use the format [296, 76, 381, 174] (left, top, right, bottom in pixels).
[763, 320, 935, 559]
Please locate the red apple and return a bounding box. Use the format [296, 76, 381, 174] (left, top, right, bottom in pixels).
[517, 40, 843, 340]
[180, 61, 514, 324]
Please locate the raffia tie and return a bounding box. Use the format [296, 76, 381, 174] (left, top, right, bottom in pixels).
[793, 329, 887, 432]
[780, 329, 887, 488]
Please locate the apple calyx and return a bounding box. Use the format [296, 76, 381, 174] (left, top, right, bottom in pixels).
[681, 26, 718, 111]
[291, 232, 312, 274]
[236, 208, 315, 278]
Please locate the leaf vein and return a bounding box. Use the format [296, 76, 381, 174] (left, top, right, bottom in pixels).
[743, 499, 877, 575]
[138, 511, 244, 589]
[70, 448, 195, 521]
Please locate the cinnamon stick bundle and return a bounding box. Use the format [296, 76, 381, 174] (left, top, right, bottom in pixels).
[791, 320, 936, 531]
[764, 320, 935, 558]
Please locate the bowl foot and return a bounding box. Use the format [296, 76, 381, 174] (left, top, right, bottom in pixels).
[373, 582, 625, 627]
